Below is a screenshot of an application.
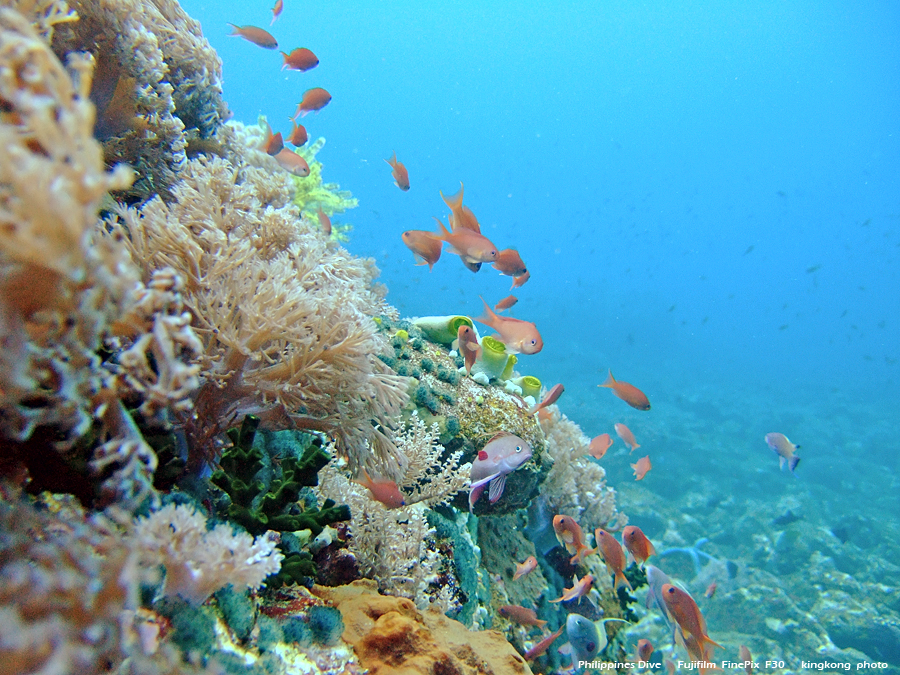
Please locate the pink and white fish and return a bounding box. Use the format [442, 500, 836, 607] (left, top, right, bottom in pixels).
[469, 432, 533, 511]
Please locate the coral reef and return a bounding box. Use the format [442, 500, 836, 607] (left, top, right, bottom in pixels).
[134, 502, 283, 604]
[110, 149, 409, 476]
[314, 579, 533, 675]
[50, 0, 228, 202]
[0, 6, 200, 508]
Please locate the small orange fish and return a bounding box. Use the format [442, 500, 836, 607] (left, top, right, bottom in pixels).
[498, 604, 546, 628]
[622, 525, 656, 568]
[631, 455, 652, 480]
[434, 217, 497, 265]
[457, 324, 481, 376]
[494, 295, 518, 312]
[354, 469, 406, 509]
[550, 573, 594, 603]
[522, 625, 564, 661]
[475, 296, 543, 354]
[274, 148, 310, 176]
[705, 582, 717, 599]
[510, 270, 530, 289]
[661, 584, 723, 659]
[739, 645, 753, 674]
[401, 230, 442, 270]
[384, 152, 410, 191]
[227, 24, 278, 49]
[317, 208, 331, 237]
[270, 0, 283, 25]
[281, 47, 319, 72]
[637, 638, 655, 661]
[292, 87, 332, 119]
[260, 121, 284, 156]
[441, 182, 481, 232]
[588, 433, 613, 460]
[492, 249, 527, 277]
[513, 555, 538, 580]
[765, 432, 800, 473]
[595, 527, 633, 590]
[614, 422, 640, 452]
[552, 514, 594, 564]
[287, 120, 308, 147]
[599, 370, 651, 410]
[529, 384, 564, 415]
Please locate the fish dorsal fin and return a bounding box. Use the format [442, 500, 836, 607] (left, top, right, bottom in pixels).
[485, 431, 513, 445]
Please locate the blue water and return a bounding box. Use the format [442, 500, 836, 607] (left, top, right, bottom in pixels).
[181, 0, 900, 665]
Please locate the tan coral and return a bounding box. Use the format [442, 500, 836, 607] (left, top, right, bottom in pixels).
[111, 152, 409, 474]
[49, 0, 227, 201]
[315, 580, 533, 675]
[0, 9, 200, 507]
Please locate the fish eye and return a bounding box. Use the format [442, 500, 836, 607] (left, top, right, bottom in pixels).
[530, 339, 536, 345]
[515, 445, 522, 453]
[587, 641, 596, 651]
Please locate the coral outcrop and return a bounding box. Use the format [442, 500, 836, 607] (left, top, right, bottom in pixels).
[50, 0, 228, 202]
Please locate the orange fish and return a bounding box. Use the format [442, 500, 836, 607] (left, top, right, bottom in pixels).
[522, 625, 564, 662]
[317, 208, 331, 237]
[227, 24, 278, 49]
[588, 433, 613, 460]
[498, 604, 546, 628]
[475, 296, 543, 354]
[614, 422, 640, 452]
[274, 148, 310, 176]
[661, 584, 723, 660]
[550, 573, 594, 603]
[529, 384, 564, 415]
[287, 120, 308, 147]
[631, 455, 652, 480]
[739, 645, 753, 675]
[270, 0, 283, 25]
[510, 270, 530, 289]
[260, 121, 284, 156]
[599, 370, 651, 410]
[433, 217, 497, 266]
[292, 87, 332, 119]
[492, 249, 527, 277]
[552, 514, 594, 564]
[637, 638, 654, 661]
[401, 230, 442, 270]
[281, 47, 319, 72]
[595, 527, 633, 590]
[457, 324, 481, 376]
[494, 295, 518, 312]
[622, 525, 656, 568]
[765, 432, 800, 473]
[441, 182, 481, 232]
[384, 152, 410, 191]
[354, 469, 406, 509]
[513, 555, 538, 580]
[705, 582, 717, 599]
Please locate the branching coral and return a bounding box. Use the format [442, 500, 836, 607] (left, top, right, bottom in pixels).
[134, 502, 284, 604]
[316, 412, 472, 610]
[538, 406, 626, 534]
[49, 0, 228, 202]
[111, 149, 408, 475]
[0, 8, 201, 507]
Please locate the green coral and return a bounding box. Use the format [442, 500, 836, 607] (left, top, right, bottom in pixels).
[210, 416, 351, 587]
[290, 137, 357, 242]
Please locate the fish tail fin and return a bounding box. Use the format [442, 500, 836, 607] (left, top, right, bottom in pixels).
[440, 181, 464, 213]
[614, 570, 633, 591]
[600, 370, 616, 389]
[788, 456, 800, 473]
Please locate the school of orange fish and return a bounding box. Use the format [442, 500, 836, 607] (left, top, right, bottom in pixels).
[229, 4, 799, 670]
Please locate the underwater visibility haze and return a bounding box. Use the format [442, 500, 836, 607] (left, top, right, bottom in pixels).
[1, 0, 898, 672]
